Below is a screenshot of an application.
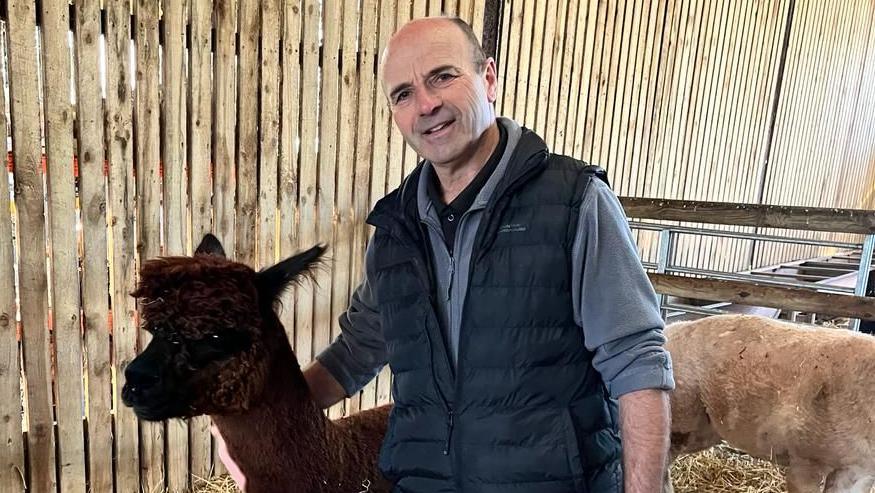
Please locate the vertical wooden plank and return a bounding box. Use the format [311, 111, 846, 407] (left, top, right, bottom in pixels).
[755, 0, 802, 265]
[499, 0, 522, 118]
[74, 1, 113, 488]
[188, 0, 215, 480]
[134, 0, 165, 489]
[662, 0, 696, 201]
[279, 0, 302, 355]
[632, 0, 667, 200]
[810, 0, 845, 211]
[161, 0, 190, 489]
[517, 2, 548, 127]
[459, 0, 473, 23]
[531, 0, 557, 136]
[676, 0, 709, 201]
[105, 1, 140, 489]
[564, 0, 594, 156]
[618, 0, 649, 197]
[296, 0, 320, 366]
[472, 0, 486, 41]
[745, 0, 784, 205]
[213, 0, 240, 477]
[429, 0, 444, 16]
[370, 0, 395, 211]
[316, 0, 339, 397]
[605, 0, 634, 188]
[446, 0, 459, 16]
[515, 0, 538, 126]
[214, 0, 238, 254]
[0, 20, 25, 491]
[548, 0, 579, 154]
[164, 0, 189, 258]
[387, 0, 411, 191]
[622, 0, 654, 196]
[40, 0, 87, 490]
[414, 0, 428, 19]
[237, 0, 260, 267]
[590, 0, 621, 165]
[686, 0, 725, 202]
[577, 0, 608, 160]
[648, 0, 682, 200]
[260, 0, 281, 271]
[329, 0, 363, 420]
[7, 0, 56, 490]
[721, 0, 756, 204]
[642, 0, 676, 201]
[371, 0, 400, 410]
[848, 5, 875, 210]
[817, 1, 856, 211]
[702, 0, 741, 206]
[404, 1, 425, 178]
[349, 0, 379, 415]
[830, 0, 870, 211]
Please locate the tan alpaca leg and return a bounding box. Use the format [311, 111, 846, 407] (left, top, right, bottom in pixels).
[786, 459, 828, 493]
[824, 469, 874, 493]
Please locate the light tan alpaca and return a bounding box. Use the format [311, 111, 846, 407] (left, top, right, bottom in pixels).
[665, 314, 875, 493]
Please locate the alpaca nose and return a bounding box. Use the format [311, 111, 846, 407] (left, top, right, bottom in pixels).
[124, 361, 160, 391]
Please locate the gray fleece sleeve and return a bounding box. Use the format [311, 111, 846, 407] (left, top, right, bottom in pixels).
[572, 179, 675, 399]
[315, 239, 388, 396]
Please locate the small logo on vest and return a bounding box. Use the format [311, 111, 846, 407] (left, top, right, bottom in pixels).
[498, 223, 527, 233]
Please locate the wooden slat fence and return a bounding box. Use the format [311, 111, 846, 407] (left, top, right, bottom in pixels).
[0, 0, 873, 491]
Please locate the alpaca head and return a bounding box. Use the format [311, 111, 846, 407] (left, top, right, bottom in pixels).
[121, 234, 325, 421]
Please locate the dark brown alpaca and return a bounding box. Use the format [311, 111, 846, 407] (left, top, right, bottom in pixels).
[121, 234, 392, 493]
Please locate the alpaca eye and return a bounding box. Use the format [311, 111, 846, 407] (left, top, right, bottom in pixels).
[212, 334, 221, 339]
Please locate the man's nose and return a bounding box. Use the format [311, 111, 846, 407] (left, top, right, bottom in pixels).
[416, 89, 441, 116]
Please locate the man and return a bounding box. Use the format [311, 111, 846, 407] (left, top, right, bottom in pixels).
[226, 16, 674, 492]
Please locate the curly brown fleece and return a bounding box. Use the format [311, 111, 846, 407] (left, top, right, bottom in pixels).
[125, 236, 392, 493]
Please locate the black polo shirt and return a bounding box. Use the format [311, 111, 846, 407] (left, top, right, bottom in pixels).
[427, 124, 508, 254]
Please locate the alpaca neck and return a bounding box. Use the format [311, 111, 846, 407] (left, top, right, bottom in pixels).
[210, 344, 341, 491]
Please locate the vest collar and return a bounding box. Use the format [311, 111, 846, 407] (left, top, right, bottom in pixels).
[367, 118, 550, 234]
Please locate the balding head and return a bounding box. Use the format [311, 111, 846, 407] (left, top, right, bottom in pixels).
[381, 17, 487, 74]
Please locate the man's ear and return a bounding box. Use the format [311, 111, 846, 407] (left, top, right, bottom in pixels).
[254, 244, 327, 304]
[194, 234, 226, 258]
[483, 57, 498, 103]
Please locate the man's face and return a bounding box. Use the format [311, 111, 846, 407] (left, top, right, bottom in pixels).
[381, 21, 498, 167]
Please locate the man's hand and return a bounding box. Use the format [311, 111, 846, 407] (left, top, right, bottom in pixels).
[619, 389, 671, 493]
[211, 424, 247, 492]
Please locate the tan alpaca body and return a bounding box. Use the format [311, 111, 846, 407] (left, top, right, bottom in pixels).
[666, 315, 875, 493]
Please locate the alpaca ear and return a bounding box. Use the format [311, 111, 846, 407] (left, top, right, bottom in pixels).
[195, 234, 226, 258]
[255, 244, 327, 303]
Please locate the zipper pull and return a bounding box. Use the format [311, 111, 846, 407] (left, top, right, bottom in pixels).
[446, 256, 455, 302]
[443, 410, 455, 455]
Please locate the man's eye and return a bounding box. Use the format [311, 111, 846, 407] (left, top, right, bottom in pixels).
[435, 73, 456, 83]
[394, 91, 410, 104]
